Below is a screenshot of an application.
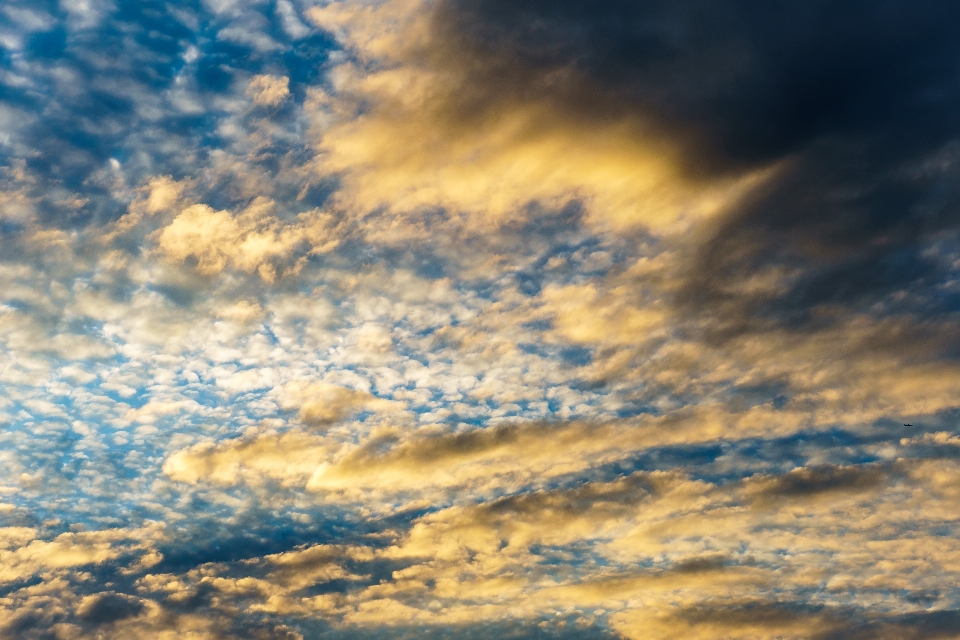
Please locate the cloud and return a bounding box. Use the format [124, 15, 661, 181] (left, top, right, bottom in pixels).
[6, 0, 960, 637]
[279, 380, 405, 427]
[162, 430, 333, 487]
[260, 544, 373, 592]
[904, 432, 960, 447]
[75, 592, 145, 624]
[163, 407, 813, 500]
[306, 0, 960, 337]
[305, 0, 764, 235]
[0, 526, 160, 585]
[610, 602, 838, 640]
[82, 448, 960, 635]
[153, 198, 342, 281]
[745, 463, 891, 501]
[537, 283, 667, 347]
[247, 75, 291, 107]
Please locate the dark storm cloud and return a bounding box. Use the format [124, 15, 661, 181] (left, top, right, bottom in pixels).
[685, 139, 960, 334]
[428, 0, 960, 168]
[422, 0, 960, 330]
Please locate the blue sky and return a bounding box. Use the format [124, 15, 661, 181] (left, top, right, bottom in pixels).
[2, 1, 960, 638]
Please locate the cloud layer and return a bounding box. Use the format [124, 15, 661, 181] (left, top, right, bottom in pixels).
[2, 0, 960, 638]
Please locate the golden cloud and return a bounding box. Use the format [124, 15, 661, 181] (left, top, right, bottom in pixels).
[279, 381, 406, 427]
[0, 526, 161, 585]
[154, 198, 341, 281]
[305, 0, 769, 236]
[247, 74, 291, 107]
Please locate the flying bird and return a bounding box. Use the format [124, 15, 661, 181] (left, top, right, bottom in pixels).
[904, 424, 913, 426]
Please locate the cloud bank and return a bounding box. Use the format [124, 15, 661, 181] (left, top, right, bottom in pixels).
[2, 0, 960, 638]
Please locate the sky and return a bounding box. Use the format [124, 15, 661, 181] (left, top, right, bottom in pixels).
[2, 0, 960, 638]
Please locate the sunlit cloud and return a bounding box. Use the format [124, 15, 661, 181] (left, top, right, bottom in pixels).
[2, 0, 960, 638]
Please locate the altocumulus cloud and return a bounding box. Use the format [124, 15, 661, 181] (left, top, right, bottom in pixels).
[1, 0, 960, 638]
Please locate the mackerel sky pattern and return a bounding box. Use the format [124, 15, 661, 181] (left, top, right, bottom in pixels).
[2, 1, 960, 638]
